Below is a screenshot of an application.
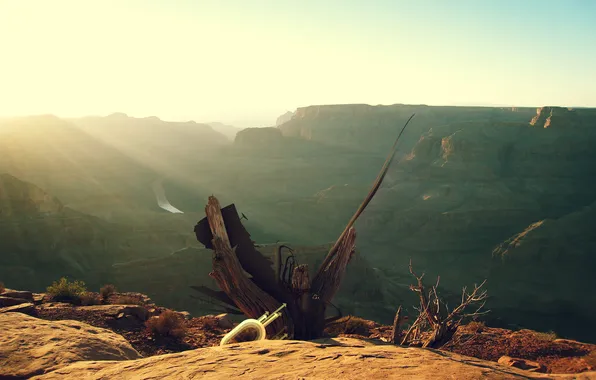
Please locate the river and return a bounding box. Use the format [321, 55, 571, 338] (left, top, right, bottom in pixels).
[152, 178, 184, 214]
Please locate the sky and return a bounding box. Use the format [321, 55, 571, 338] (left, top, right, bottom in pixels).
[0, 0, 595, 127]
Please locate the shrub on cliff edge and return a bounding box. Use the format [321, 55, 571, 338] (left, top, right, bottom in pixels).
[99, 284, 117, 301]
[46, 277, 87, 303]
[146, 310, 187, 339]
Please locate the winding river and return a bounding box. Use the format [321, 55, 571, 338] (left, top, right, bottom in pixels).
[152, 178, 184, 214]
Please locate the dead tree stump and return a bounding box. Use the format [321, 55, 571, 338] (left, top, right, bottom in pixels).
[201, 196, 356, 339]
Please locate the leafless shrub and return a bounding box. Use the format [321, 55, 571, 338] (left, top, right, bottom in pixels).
[99, 284, 117, 301]
[394, 260, 489, 348]
[146, 310, 187, 339]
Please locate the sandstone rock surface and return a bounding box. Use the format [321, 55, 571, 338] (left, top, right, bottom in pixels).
[0, 302, 36, 315]
[81, 304, 152, 321]
[0, 313, 141, 378]
[1, 290, 34, 301]
[0, 295, 30, 307]
[499, 355, 546, 372]
[33, 338, 592, 380]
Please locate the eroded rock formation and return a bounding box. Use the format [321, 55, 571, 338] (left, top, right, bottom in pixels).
[0, 313, 141, 378]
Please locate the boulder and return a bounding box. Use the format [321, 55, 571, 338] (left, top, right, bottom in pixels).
[38, 302, 74, 309]
[0, 295, 29, 307]
[32, 338, 574, 379]
[215, 313, 237, 329]
[33, 292, 47, 304]
[0, 302, 36, 315]
[176, 311, 192, 320]
[118, 305, 150, 321]
[0, 313, 141, 378]
[68, 304, 150, 321]
[1, 290, 34, 301]
[498, 356, 547, 373]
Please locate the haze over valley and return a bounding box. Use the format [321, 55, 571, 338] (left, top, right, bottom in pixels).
[2, 104, 596, 344]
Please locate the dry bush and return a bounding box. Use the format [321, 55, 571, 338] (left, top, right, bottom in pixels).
[80, 292, 101, 306]
[343, 316, 373, 335]
[46, 277, 87, 303]
[534, 330, 558, 341]
[99, 284, 117, 301]
[201, 317, 220, 332]
[0, 282, 5, 294]
[146, 310, 187, 339]
[325, 316, 375, 337]
[466, 320, 486, 333]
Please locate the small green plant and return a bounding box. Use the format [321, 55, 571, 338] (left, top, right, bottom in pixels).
[99, 284, 117, 301]
[146, 310, 186, 339]
[46, 277, 87, 303]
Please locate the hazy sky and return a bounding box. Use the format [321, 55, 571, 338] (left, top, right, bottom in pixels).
[1, 0, 595, 127]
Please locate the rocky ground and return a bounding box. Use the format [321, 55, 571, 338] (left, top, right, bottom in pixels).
[36, 300, 230, 357]
[1, 287, 596, 378]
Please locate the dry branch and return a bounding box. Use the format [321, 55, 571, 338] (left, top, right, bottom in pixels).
[391, 306, 404, 344]
[320, 114, 416, 272]
[311, 227, 357, 304]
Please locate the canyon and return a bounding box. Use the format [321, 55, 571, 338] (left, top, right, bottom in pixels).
[1, 105, 595, 342]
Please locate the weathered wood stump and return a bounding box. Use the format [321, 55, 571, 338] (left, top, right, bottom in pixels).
[198, 196, 356, 339]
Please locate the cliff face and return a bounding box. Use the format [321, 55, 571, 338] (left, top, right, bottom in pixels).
[489, 202, 596, 339]
[0, 175, 196, 292]
[0, 175, 116, 290]
[326, 107, 596, 339]
[74, 113, 229, 149]
[275, 111, 294, 126]
[529, 106, 596, 129]
[0, 114, 231, 221]
[0, 115, 159, 216]
[279, 104, 536, 152]
[234, 127, 284, 147]
[0, 174, 64, 216]
[207, 122, 242, 140]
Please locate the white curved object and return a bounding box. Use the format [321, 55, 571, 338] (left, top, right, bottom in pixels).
[219, 303, 287, 346]
[219, 318, 266, 346]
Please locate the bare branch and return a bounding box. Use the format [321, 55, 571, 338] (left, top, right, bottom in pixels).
[445, 280, 489, 324]
[391, 306, 404, 344]
[321, 114, 415, 272]
[402, 260, 489, 348]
